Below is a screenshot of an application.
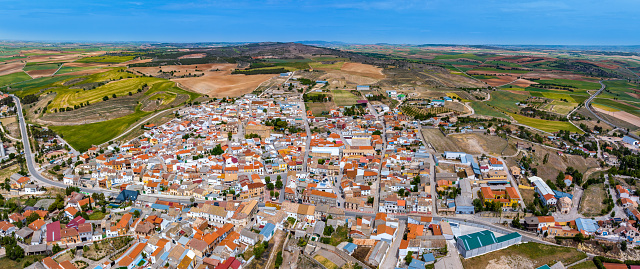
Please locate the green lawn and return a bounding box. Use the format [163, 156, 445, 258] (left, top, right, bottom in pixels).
[0, 72, 31, 87]
[50, 108, 151, 152]
[509, 113, 583, 133]
[470, 102, 509, 119]
[88, 211, 107, 220]
[331, 90, 360, 106]
[569, 260, 597, 269]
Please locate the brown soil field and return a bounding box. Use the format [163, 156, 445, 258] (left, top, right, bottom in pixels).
[319, 70, 380, 86]
[340, 62, 385, 79]
[26, 69, 58, 78]
[178, 53, 206, 59]
[449, 133, 510, 156]
[511, 78, 536, 87]
[25, 51, 103, 63]
[130, 63, 235, 76]
[594, 106, 640, 127]
[521, 71, 594, 81]
[483, 77, 516, 86]
[0, 62, 25, 76]
[173, 71, 274, 97]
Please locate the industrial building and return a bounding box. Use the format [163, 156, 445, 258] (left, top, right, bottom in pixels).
[456, 230, 522, 258]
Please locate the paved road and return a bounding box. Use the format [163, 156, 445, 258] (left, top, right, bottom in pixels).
[13, 95, 206, 204]
[379, 220, 406, 269]
[585, 81, 640, 140]
[435, 240, 464, 269]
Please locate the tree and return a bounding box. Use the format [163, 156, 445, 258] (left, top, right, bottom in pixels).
[275, 251, 283, 268]
[277, 175, 282, 181]
[52, 244, 63, 254]
[5, 243, 24, 260]
[267, 183, 274, 190]
[265, 176, 271, 184]
[404, 251, 413, 264]
[26, 212, 40, 225]
[372, 130, 381, 136]
[323, 225, 334, 236]
[274, 192, 280, 199]
[621, 241, 628, 251]
[367, 197, 374, 204]
[275, 180, 283, 189]
[133, 210, 141, 218]
[397, 188, 405, 197]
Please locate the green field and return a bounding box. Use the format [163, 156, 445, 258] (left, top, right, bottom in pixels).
[483, 60, 523, 68]
[592, 98, 640, 117]
[0, 72, 32, 87]
[23, 63, 62, 71]
[0, 56, 25, 62]
[509, 113, 583, 133]
[470, 66, 531, 74]
[145, 80, 201, 101]
[48, 76, 158, 109]
[601, 80, 640, 103]
[149, 92, 177, 105]
[76, 55, 136, 63]
[50, 107, 151, 152]
[56, 66, 104, 75]
[470, 102, 508, 119]
[75, 68, 136, 84]
[534, 78, 602, 90]
[6, 75, 74, 96]
[331, 90, 360, 106]
[486, 91, 529, 113]
[433, 53, 487, 61]
[309, 61, 345, 70]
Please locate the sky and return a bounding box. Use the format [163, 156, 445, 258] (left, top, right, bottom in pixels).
[0, 0, 638, 45]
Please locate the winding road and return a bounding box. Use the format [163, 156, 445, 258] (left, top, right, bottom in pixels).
[585, 80, 640, 140]
[13, 95, 203, 204]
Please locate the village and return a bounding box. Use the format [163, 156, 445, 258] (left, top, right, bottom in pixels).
[2, 72, 640, 269]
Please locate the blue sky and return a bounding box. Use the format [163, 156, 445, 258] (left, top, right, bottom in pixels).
[0, 0, 637, 45]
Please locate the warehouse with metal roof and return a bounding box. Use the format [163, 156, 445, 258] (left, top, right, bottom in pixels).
[456, 230, 522, 258]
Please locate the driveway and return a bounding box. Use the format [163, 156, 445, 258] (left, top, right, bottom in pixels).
[379, 221, 406, 269]
[435, 240, 464, 269]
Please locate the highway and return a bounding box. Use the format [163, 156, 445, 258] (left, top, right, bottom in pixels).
[585, 81, 640, 140]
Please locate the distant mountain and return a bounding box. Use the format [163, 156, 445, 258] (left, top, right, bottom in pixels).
[295, 40, 349, 48]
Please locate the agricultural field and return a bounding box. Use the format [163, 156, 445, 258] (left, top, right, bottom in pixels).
[485, 91, 529, 114]
[0, 72, 31, 87]
[592, 98, 640, 117]
[23, 62, 62, 71]
[309, 61, 345, 70]
[56, 65, 104, 75]
[331, 90, 360, 106]
[460, 242, 587, 269]
[509, 113, 583, 133]
[449, 133, 511, 156]
[579, 183, 608, 217]
[421, 128, 461, 152]
[305, 102, 335, 117]
[470, 102, 508, 119]
[50, 107, 151, 152]
[76, 55, 137, 63]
